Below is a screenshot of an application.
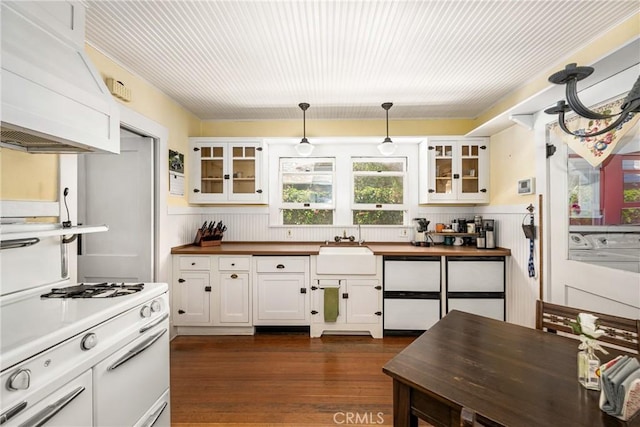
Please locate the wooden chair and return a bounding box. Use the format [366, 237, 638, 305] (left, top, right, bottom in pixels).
[535, 300, 640, 354]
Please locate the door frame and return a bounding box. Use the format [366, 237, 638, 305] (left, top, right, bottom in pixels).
[60, 104, 168, 283]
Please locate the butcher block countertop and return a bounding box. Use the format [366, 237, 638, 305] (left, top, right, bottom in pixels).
[171, 242, 511, 257]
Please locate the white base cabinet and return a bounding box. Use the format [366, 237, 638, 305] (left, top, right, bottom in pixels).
[214, 256, 251, 326]
[310, 256, 383, 338]
[172, 256, 212, 325]
[253, 256, 310, 325]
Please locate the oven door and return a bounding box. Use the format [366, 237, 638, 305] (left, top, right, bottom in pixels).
[93, 319, 169, 427]
[3, 370, 92, 427]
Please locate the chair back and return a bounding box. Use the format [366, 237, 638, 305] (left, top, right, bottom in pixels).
[535, 300, 640, 354]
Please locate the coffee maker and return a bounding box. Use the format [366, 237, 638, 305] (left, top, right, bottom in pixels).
[483, 219, 496, 249]
[412, 218, 430, 246]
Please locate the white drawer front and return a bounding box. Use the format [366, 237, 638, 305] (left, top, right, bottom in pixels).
[447, 261, 504, 292]
[448, 298, 504, 321]
[384, 299, 440, 330]
[384, 261, 440, 292]
[255, 257, 308, 273]
[178, 256, 210, 270]
[218, 256, 251, 271]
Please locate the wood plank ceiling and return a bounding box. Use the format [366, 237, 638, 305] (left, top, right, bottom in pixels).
[83, 1, 639, 121]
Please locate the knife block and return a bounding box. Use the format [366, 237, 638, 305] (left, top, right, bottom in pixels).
[193, 229, 223, 246]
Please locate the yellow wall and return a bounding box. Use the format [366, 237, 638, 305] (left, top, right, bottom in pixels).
[489, 124, 537, 206]
[0, 148, 58, 201]
[201, 118, 476, 137]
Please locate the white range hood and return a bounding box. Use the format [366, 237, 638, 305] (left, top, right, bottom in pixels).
[0, 1, 120, 154]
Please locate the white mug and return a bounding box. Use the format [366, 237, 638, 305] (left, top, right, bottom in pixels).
[454, 237, 464, 246]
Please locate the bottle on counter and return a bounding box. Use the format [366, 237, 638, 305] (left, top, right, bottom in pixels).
[476, 227, 486, 249]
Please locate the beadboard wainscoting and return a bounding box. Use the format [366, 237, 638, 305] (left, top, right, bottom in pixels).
[167, 204, 539, 327]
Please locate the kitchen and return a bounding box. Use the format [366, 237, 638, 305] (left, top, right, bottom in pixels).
[1, 1, 639, 426]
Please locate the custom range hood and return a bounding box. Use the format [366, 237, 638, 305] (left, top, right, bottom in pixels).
[0, 1, 119, 154]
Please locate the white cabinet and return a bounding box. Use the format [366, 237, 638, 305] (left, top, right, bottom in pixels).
[445, 256, 505, 321]
[419, 139, 489, 204]
[188, 138, 266, 204]
[213, 256, 251, 326]
[172, 256, 212, 325]
[310, 255, 383, 339]
[253, 256, 310, 325]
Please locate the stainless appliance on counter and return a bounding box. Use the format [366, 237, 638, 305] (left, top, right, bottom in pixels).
[0, 224, 170, 426]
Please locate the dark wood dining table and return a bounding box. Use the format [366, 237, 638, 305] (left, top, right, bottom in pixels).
[383, 310, 640, 427]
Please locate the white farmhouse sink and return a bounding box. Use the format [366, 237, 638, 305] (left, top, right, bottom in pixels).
[315, 246, 377, 275]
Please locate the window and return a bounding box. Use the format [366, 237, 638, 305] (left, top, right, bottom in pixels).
[279, 158, 335, 225]
[351, 158, 407, 225]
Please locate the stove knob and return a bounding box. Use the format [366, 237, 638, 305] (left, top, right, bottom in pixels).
[150, 300, 162, 313]
[140, 305, 151, 318]
[7, 369, 31, 391]
[81, 333, 98, 351]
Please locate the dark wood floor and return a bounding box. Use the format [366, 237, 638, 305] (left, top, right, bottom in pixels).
[170, 332, 421, 426]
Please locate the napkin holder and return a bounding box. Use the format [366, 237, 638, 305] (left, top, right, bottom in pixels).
[600, 379, 640, 421]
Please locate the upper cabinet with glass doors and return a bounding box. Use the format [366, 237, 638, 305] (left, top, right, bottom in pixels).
[188, 138, 266, 204]
[419, 138, 489, 204]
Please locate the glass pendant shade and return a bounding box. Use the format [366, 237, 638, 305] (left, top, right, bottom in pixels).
[378, 102, 396, 155]
[295, 103, 313, 156]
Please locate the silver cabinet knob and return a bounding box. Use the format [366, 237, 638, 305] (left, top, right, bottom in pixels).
[7, 369, 31, 391]
[81, 333, 98, 351]
[150, 300, 161, 313]
[140, 305, 151, 318]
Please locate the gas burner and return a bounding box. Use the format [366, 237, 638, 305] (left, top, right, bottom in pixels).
[41, 283, 144, 299]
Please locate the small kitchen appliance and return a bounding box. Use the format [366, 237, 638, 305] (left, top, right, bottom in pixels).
[412, 218, 430, 246]
[483, 219, 496, 249]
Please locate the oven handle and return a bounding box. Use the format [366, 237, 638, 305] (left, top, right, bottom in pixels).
[140, 401, 168, 427]
[16, 386, 85, 427]
[139, 313, 169, 334]
[0, 401, 27, 425]
[108, 329, 167, 371]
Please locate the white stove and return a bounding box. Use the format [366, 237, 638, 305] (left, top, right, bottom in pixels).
[0, 224, 170, 426]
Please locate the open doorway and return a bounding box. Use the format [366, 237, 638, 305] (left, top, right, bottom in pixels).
[77, 127, 156, 282]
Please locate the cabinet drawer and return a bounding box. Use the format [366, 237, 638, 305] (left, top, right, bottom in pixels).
[447, 260, 504, 292]
[384, 260, 440, 292]
[218, 256, 251, 271]
[448, 298, 504, 321]
[255, 257, 308, 273]
[178, 256, 210, 270]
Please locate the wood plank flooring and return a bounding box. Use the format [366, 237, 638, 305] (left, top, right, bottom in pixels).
[170, 332, 421, 426]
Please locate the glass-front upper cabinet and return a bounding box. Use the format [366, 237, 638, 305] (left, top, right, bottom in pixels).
[189, 138, 265, 204]
[419, 138, 489, 204]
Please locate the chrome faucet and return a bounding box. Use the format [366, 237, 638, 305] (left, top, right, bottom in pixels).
[334, 230, 355, 243]
[357, 224, 365, 245]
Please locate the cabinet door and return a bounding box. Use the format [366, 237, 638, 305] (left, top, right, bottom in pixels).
[254, 274, 308, 324]
[173, 271, 211, 325]
[346, 279, 382, 324]
[217, 272, 250, 324]
[228, 142, 264, 202]
[457, 140, 489, 202]
[311, 280, 345, 324]
[190, 142, 226, 203]
[425, 141, 457, 202]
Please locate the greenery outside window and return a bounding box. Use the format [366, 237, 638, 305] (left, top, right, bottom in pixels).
[280, 158, 335, 225]
[351, 158, 407, 225]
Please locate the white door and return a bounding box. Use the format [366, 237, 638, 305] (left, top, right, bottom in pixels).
[548, 127, 640, 317]
[78, 131, 154, 283]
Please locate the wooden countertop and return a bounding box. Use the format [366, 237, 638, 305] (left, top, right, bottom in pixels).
[171, 241, 511, 257]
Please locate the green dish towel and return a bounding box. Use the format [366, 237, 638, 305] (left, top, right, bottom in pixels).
[324, 287, 339, 322]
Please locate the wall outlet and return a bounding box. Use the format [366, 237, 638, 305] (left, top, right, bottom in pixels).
[399, 228, 409, 238]
[286, 229, 294, 239]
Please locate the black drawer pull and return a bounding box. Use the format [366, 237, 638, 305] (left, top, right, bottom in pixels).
[178, 278, 185, 283]
[178, 309, 185, 314]
[276, 264, 285, 269]
[231, 274, 238, 279]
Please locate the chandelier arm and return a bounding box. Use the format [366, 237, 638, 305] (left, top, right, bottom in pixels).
[565, 79, 616, 120]
[559, 110, 630, 138]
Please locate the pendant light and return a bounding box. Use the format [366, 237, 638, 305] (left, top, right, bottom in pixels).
[295, 102, 314, 156]
[378, 102, 397, 155]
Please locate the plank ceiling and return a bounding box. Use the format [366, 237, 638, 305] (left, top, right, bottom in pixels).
[83, 1, 640, 121]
